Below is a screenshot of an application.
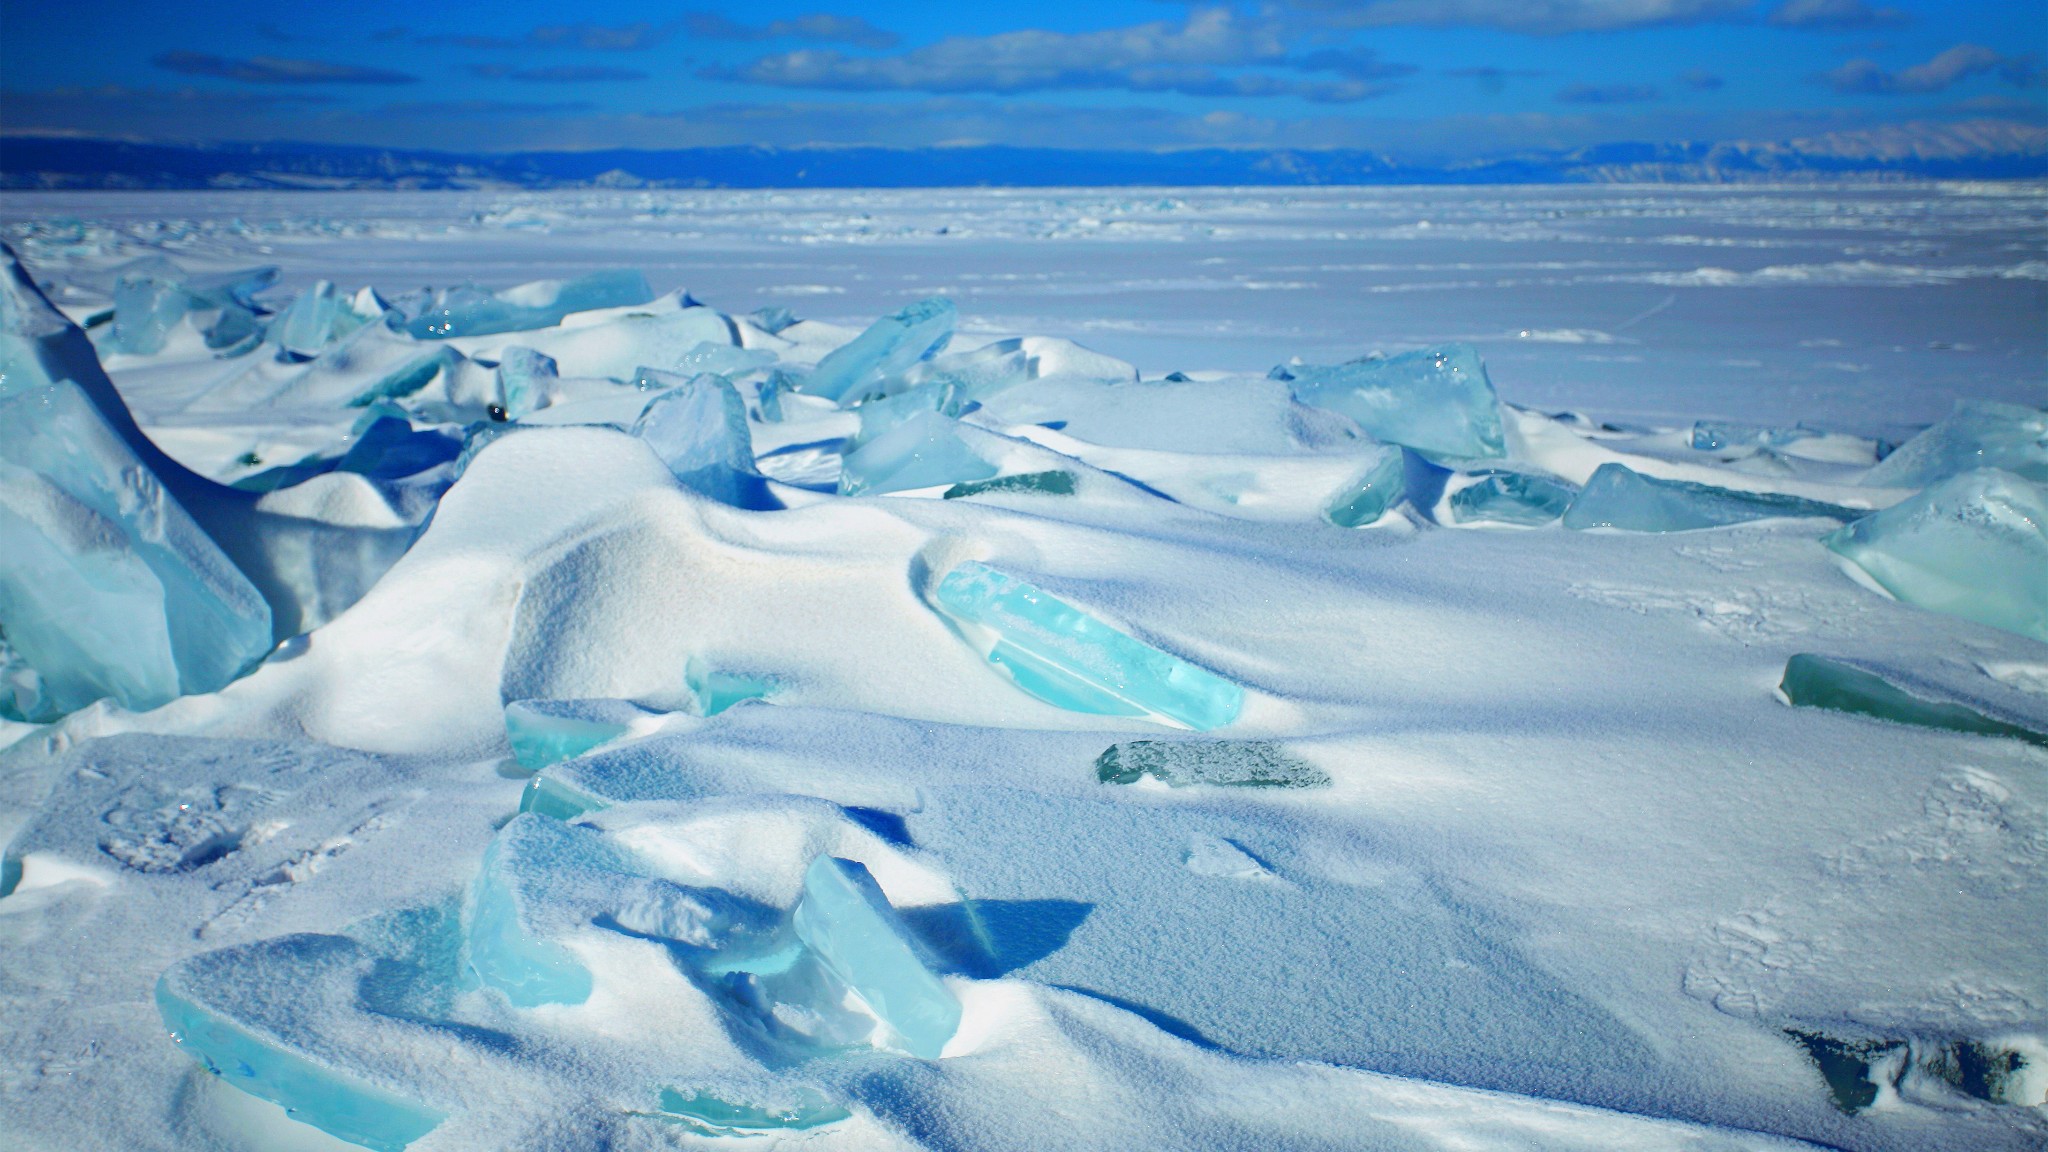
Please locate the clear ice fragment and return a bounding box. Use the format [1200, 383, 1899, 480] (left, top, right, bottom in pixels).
[463, 818, 599, 1006]
[0, 382, 272, 721]
[403, 270, 653, 339]
[504, 698, 655, 770]
[839, 411, 995, 496]
[1563, 463, 1856, 531]
[749, 305, 797, 335]
[1690, 420, 1812, 452]
[686, 659, 775, 716]
[932, 561, 1242, 730]
[1096, 740, 1327, 787]
[1323, 447, 1405, 528]
[1862, 399, 2048, 488]
[1448, 470, 1577, 526]
[677, 341, 776, 377]
[156, 943, 446, 1152]
[646, 1086, 849, 1136]
[273, 281, 345, 357]
[1288, 344, 1506, 459]
[800, 298, 955, 404]
[632, 371, 777, 509]
[109, 274, 190, 356]
[494, 346, 556, 419]
[337, 413, 461, 480]
[943, 471, 1075, 500]
[348, 347, 462, 408]
[1823, 468, 2048, 642]
[790, 856, 960, 1059]
[1780, 654, 2047, 748]
[849, 383, 948, 450]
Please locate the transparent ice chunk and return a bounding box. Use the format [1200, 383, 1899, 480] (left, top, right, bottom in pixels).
[494, 346, 557, 419]
[932, 561, 1243, 730]
[1690, 420, 1813, 452]
[1448, 470, 1577, 526]
[1288, 344, 1506, 459]
[943, 471, 1075, 500]
[905, 340, 1033, 409]
[463, 817, 601, 1007]
[336, 413, 461, 480]
[789, 856, 960, 1059]
[348, 348, 462, 408]
[0, 381, 272, 721]
[1779, 654, 2047, 748]
[677, 341, 777, 377]
[1323, 446, 1405, 528]
[1823, 468, 2048, 642]
[1563, 462, 1856, 531]
[799, 297, 955, 404]
[631, 372, 777, 509]
[645, 1086, 849, 1136]
[1862, 399, 2048, 488]
[109, 273, 190, 356]
[839, 411, 995, 497]
[273, 280, 346, 358]
[749, 305, 797, 335]
[403, 270, 653, 339]
[686, 658, 775, 716]
[503, 698, 656, 770]
[156, 940, 446, 1152]
[1096, 740, 1327, 787]
[848, 383, 949, 450]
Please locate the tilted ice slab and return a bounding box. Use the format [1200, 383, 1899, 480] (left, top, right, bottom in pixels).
[0, 381, 272, 721]
[1564, 463, 1859, 532]
[1863, 399, 2048, 489]
[1779, 654, 2048, 748]
[1287, 344, 1506, 460]
[503, 698, 664, 771]
[799, 296, 955, 404]
[630, 370, 778, 510]
[402, 270, 652, 340]
[930, 561, 1242, 730]
[840, 410, 997, 496]
[1824, 467, 2048, 642]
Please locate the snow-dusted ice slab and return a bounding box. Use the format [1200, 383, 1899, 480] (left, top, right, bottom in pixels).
[0, 380, 271, 720]
[503, 698, 657, 770]
[1824, 467, 2048, 642]
[789, 855, 960, 1059]
[798, 296, 954, 403]
[403, 269, 652, 339]
[1780, 654, 2048, 748]
[1862, 399, 2048, 489]
[1564, 462, 1856, 531]
[932, 561, 1242, 730]
[630, 371, 777, 509]
[839, 410, 996, 496]
[1288, 343, 1505, 459]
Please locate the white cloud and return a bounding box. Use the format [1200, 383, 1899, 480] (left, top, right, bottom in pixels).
[1822, 45, 2008, 94]
[1282, 0, 1751, 35]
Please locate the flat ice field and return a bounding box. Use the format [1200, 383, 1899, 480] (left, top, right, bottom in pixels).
[0, 185, 2043, 1152]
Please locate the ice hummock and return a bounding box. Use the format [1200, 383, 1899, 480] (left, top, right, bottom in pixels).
[402, 270, 653, 340]
[839, 410, 996, 496]
[0, 381, 272, 720]
[1448, 469, 1578, 527]
[1323, 445, 1406, 527]
[1824, 468, 2048, 642]
[1287, 344, 1506, 459]
[1779, 654, 2047, 748]
[630, 371, 778, 510]
[797, 297, 955, 404]
[1096, 739, 1328, 788]
[1563, 462, 1857, 531]
[1862, 399, 2048, 489]
[931, 561, 1243, 730]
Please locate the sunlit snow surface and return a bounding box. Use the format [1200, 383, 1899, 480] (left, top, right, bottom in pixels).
[1, 185, 2045, 1152]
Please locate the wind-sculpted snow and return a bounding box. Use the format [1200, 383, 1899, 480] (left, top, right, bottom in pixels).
[0, 190, 2043, 1152]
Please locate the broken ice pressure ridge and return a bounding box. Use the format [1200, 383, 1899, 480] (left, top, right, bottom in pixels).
[631, 371, 779, 510]
[1863, 399, 2048, 489]
[157, 937, 447, 1152]
[402, 270, 652, 340]
[1287, 343, 1506, 460]
[0, 381, 272, 722]
[109, 262, 280, 357]
[1563, 462, 1858, 532]
[1780, 654, 2048, 749]
[1097, 740, 1329, 788]
[1824, 468, 2048, 643]
[798, 297, 955, 404]
[932, 561, 1242, 730]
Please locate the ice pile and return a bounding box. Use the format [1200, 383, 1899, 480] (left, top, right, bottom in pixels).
[1564, 463, 1856, 532]
[402, 270, 652, 340]
[1286, 343, 1506, 459]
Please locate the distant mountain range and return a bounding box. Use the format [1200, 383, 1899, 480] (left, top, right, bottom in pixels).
[3, 120, 2042, 190]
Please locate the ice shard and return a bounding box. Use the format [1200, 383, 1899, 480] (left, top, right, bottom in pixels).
[404, 270, 653, 339]
[799, 297, 955, 404]
[1690, 421, 1813, 452]
[273, 280, 346, 358]
[931, 561, 1242, 730]
[157, 938, 446, 1152]
[494, 346, 557, 419]
[1563, 463, 1857, 532]
[789, 856, 960, 1059]
[1862, 399, 2048, 488]
[1323, 446, 1406, 528]
[943, 471, 1076, 500]
[839, 411, 995, 496]
[1288, 344, 1506, 459]
[504, 698, 657, 770]
[1096, 740, 1328, 788]
[1779, 654, 2047, 748]
[631, 372, 778, 509]
[1448, 470, 1577, 527]
[1823, 468, 2048, 642]
[675, 340, 777, 378]
[109, 272, 191, 356]
[0, 381, 272, 721]
[849, 383, 949, 450]
[645, 1086, 849, 1136]
[685, 658, 775, 716]
[463, 816, 602, 1007]
[749, 305, 797, 335]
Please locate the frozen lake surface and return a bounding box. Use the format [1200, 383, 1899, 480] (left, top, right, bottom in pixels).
[0, 185, 2043, 1152]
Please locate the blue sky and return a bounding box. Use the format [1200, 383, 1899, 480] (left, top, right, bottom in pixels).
[1, 1, 2042, 157]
